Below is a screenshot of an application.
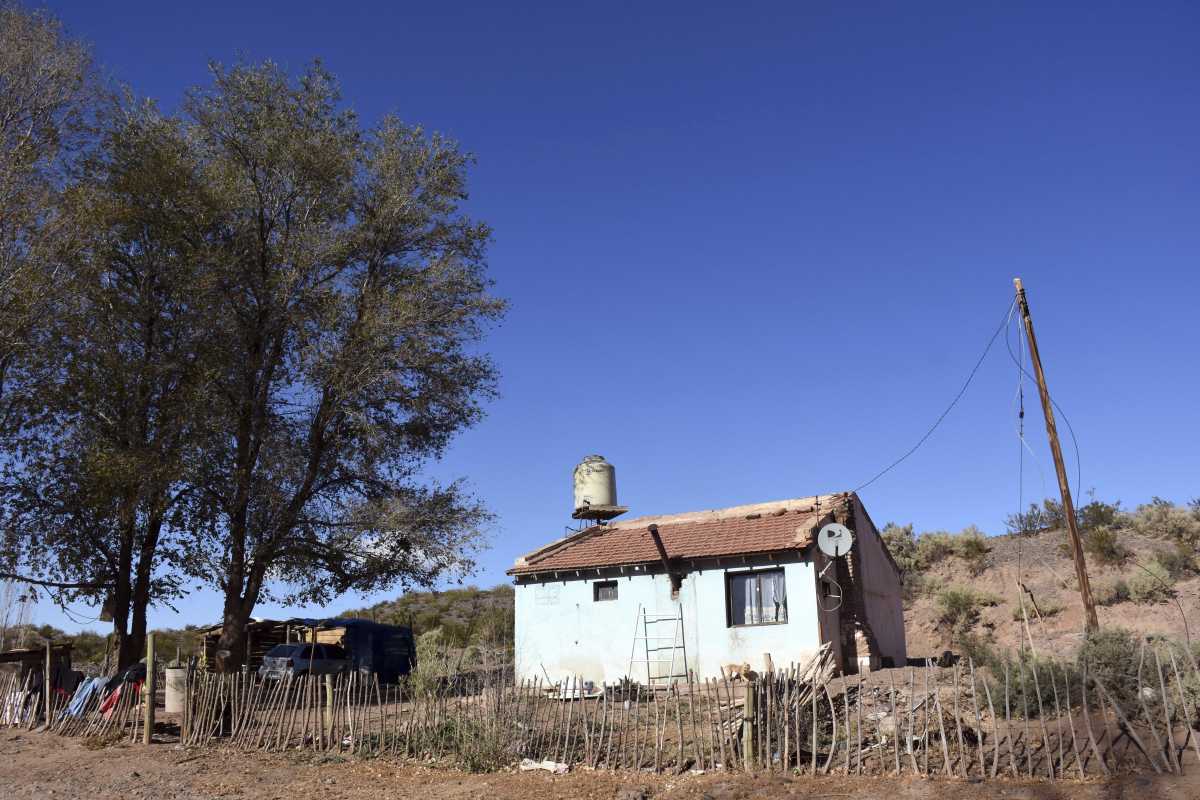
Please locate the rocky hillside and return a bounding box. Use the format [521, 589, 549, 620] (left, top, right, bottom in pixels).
[895, 503, 1200, 660]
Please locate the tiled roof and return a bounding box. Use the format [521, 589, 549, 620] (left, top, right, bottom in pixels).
[508, 493, 850, 576]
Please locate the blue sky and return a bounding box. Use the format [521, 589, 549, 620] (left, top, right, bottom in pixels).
[33, 1, 1199, 633]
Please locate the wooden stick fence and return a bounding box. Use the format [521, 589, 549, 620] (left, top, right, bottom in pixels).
[4, 639, 1199, 781]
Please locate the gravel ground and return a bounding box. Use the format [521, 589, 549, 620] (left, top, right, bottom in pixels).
[3, 729, 1198, 800]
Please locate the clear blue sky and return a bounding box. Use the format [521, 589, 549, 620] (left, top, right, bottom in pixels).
[34, 1, 1199, 633]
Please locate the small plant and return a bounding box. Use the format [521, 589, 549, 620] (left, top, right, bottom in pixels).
[1077, 628, 1141, 715]
[880, 522, 919, 575]
[1094, 579, 1130, 606]
[1011, 599, 1063, 622]
[954, 525, 991, 574]
[1128, 497, 1200, 546]
[936, 586, 999, 634]
[916, 531, 957, 565]
[1128, 559, 1175, 604]
[1078, 491, 1122, 530]
[1084, 525, 1128, 565]
[1154, 543, 1196, 578]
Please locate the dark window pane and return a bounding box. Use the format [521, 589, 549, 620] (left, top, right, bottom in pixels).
[594, 581, 618, 601]
[728, 573, 752, 626]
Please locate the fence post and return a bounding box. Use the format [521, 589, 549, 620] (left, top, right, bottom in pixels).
[143, 631, 156, 744]
[44, 640, 52, 725]
[325, 674, 335, 742]
[742, 680, 756, 771]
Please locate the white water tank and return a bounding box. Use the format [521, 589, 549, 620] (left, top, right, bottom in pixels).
[573, 455, 617, 512]
[164, 667, 187, 713]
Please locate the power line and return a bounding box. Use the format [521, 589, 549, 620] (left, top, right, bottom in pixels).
[1004, 313, 1083, 501]
[853, 298, 1017, 494]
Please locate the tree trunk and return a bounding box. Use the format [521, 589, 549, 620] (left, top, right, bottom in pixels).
[126, 512, 165, 670]
[214, 598, 249, 673]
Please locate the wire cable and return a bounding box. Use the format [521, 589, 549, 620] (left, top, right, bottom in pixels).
[853, 298, 1017, 494]
[1005, 313, 1083, 501]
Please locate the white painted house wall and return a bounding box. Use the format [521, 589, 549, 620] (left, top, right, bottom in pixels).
[514, 559, 820, 686]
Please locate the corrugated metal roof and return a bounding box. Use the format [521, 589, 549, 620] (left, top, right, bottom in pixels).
[508, 493, 850, 576]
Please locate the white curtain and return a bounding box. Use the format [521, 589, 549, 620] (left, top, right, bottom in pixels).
[761, 570, 787, 622]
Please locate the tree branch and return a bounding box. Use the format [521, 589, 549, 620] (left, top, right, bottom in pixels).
[0, 571, 114, 589]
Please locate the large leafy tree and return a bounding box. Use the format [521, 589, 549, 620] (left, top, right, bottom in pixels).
[0, 2, 94, 396]
[2, 100, 216, 667]
[176, 62, 503, 670]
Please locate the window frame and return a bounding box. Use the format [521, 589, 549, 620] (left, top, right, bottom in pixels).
[724, 568, 789, 628]
[593, 580, 619, 602]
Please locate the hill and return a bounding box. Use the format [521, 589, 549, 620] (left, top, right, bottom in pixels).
[890, 496, 1200, 661]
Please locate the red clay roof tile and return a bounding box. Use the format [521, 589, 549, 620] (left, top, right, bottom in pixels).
[508, 494, 849, 576]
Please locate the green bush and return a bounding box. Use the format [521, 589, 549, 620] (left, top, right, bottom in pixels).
[1094, 579, 1130, 606]
[1078, 494, 1123, 530]
[1005, 498, 1066, 535]
[937, 586, 1000, 633]
[1083, 525, 1128, 565]
[1077, 628, 1141, 715]
[1154, 543, 1196, 579]
[1011, 599, 1063, 622]
[1129, 498, 1200, 546]
[1128, 559, 1175, 604]
[917, 531, 957, 565]
[880, 522, 919, 574]
[955, 525, 991, 574]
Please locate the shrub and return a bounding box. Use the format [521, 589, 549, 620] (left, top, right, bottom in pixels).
[1006, 502, 1051, 535]
[1128, 559, 1175, 604]
[1129, 498, 1200, 546]
[937, 586, 1000, 633]
[916, 531, 957, 565]
[1078, 494, 1122, 530]
[1084, 525, 1128, 565]
[1154, 543, 1196, 579]
[1094, 579, 1130, 606]
[1077, 628, 1141, 715]
[1011, 599, 1063, 622]
[955, 525, 991, 574]
[880, 522, 919, 574]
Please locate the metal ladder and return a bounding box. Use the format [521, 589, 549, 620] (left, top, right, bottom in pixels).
[626, 603, 688, 687]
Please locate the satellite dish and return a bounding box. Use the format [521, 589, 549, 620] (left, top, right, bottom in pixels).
[817, 522, 855, 558]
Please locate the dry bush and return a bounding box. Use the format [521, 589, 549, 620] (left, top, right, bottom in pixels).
[1093, 579, 1130, 606]
[1083, 525, 1128, 565]
[1127, 559, 1175, 604]
[1128, 498, 1200, 546]
[937, 586, 999, 633]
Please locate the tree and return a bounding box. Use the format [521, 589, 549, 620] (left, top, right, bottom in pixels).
[1, 99, 216, 667]
[173, 62, 504, 670]
[0, 3, 95, 398]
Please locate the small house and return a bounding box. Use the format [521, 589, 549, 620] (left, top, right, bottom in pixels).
[508, 458, 906, 686]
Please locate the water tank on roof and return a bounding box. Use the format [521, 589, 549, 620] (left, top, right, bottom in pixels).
[573, 455, 618, 515]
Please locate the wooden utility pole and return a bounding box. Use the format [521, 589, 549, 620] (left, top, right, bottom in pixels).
[1013, 278, 1099, 632]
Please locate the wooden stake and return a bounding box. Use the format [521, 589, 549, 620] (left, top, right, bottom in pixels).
[1013, 277, 1098, 631]
[143, 632, 155, 745]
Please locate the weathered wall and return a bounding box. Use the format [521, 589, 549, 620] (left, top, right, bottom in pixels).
[513, 558, 821, 686]
[851, 496, 907, 667]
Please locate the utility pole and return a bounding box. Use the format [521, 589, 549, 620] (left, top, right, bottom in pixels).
[1013, 278, 1099, 632]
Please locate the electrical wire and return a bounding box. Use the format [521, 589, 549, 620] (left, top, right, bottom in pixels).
[852, 298, 1017, 494]
[1004, 312, 1083, 501]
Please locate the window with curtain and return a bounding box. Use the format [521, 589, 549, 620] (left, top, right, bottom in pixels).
[726, 569, 788, 626]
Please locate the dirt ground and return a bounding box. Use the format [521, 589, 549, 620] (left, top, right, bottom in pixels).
[2, 729, 1197, 800]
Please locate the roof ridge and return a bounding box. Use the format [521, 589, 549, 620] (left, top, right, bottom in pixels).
[510, 492, 854, 572]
